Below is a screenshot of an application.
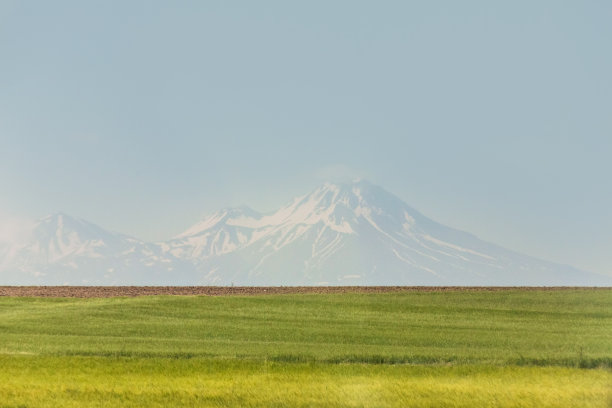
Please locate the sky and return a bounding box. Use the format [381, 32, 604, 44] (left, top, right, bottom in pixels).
[0, 1, 611, 275]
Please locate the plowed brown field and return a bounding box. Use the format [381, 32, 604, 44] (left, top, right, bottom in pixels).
[0, 286, 602, 298]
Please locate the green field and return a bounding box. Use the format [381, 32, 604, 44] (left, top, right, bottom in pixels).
[1, 289, 611, 407]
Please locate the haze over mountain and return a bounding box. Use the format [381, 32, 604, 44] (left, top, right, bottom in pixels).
[1, 181, 609, 286]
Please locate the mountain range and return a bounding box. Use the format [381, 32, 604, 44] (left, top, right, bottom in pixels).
[1, 180, 609, 285]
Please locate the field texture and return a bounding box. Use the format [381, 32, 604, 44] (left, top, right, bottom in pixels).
[0, 288, 610, 407]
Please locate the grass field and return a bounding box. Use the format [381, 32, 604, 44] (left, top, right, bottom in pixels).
[0, 288, 611, 407]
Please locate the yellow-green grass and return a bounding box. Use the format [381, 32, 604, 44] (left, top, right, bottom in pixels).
[0, 356, 610, 408]
[0, 289, 611, 407]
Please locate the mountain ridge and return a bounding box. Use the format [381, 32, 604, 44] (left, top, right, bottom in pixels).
[1, 181, 610, 285]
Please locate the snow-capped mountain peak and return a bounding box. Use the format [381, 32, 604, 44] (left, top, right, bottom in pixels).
[175, 206, 263, 239]
[167, 181, 609, 285]
[0, 213, 193, 285]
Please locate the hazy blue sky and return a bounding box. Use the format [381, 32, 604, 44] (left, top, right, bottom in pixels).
[1, 1, 610, 275]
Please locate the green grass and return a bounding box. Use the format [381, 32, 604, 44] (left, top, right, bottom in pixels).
[1, 289, 611, 407]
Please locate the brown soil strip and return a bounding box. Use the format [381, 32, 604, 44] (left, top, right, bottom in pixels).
[0, 286, 607, 298]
